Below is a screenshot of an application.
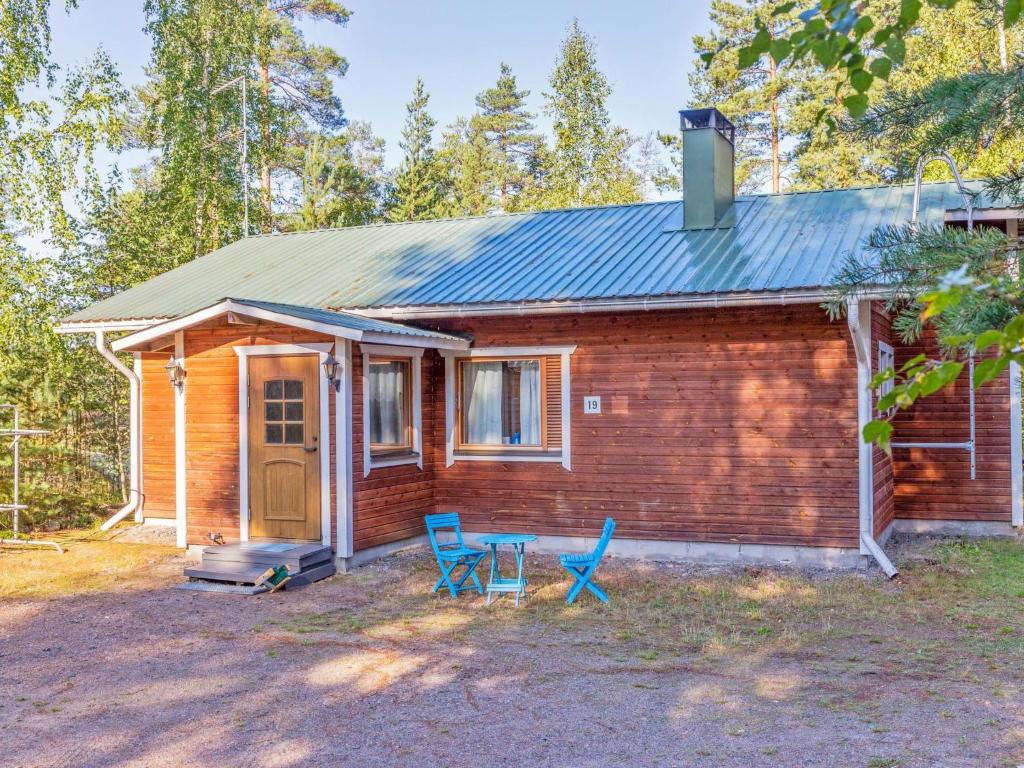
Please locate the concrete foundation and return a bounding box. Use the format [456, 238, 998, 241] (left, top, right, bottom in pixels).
[891, 519, 1019, 538]
[335, 534, 430, 572]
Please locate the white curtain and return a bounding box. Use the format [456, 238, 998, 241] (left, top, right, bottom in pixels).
[518, 360, 540, 445]
[465, 362, 504, 444]
[370, 362, 404, 445]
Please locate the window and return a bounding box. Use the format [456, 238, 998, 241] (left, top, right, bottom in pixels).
[877, 341, 895, 415]
[264, 379, 303, 445]
[444, 346, 575, 469]
[361, 345, 423, 475]
[459, 359, 543, 447]
[368, 359, 412, 454]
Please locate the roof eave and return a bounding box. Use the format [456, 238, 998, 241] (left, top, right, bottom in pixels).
[106, 299, 470, 353]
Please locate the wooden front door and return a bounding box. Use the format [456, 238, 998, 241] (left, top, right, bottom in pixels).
[248, 355, 321, 541]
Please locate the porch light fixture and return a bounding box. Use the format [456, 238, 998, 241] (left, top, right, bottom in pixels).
[322, 355, 341, 391]
[165, 356, 186, 390]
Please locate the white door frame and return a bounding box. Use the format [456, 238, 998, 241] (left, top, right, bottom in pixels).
[234, 343, 332, 545]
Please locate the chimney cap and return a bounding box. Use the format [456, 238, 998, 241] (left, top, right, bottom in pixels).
[679, 107, 735, 145]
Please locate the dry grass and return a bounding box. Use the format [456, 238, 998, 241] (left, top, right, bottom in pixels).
[272, 536, 1024, 681]
[0, 534, 178, 598]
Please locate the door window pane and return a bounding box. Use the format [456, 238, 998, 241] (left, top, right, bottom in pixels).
[369, 359, 411, 452]
[460, 359, 541, 446]
[263, 378, 305, 446]
[284, 424, 304, 445]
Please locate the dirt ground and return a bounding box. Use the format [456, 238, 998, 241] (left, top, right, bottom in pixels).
[1, 532, 1023, 768]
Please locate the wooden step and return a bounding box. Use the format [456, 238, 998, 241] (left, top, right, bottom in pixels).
[184, 560, 274, 585]
[201, 542, 332, 571]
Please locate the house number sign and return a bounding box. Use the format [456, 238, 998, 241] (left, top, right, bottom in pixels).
[583, 396, 601, 414]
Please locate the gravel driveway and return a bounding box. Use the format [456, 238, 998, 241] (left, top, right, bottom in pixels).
[1, 539, 1022, 767]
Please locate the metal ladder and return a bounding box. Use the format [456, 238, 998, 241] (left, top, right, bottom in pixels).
[891, 154, 978, 478]
[0, 404, 62, 553]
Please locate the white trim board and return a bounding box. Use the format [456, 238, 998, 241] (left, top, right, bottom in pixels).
[335, 338, 354, 558]
[1010, 360, 1022, 527]
[847, 299, 874, 553]
[361, 345, 424, 476]
[174, 332, 187, 549]
[110, 299, 470, 353]
[443, 345, 575, 471]
[234, 343, 332, 546]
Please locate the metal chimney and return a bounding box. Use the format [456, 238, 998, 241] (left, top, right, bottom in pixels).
[679, 107, 735, 229]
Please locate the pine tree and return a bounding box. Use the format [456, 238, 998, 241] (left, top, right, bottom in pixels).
[281, 122, 387, 231]
[471, 63, 544, 211]
[542, 19, 641, 208]
[254, 1, 350, 231]
[387, 78, 447, 222]
[690, 0, 798, 193]
[438, 118, 495, 217]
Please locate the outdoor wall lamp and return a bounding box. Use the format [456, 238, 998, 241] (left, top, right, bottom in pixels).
[322, 355, 341, 391]
[164, 356, 186, 390]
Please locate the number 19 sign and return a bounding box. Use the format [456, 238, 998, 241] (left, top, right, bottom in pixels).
[583, 396, 601, 414]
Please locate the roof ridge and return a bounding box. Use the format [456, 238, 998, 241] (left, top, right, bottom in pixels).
[249, 179, 983, 240]
[246, 199, 676, 239]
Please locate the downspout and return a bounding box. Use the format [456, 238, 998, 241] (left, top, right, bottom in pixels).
[93, 331, 143, 530]
[847, 299, 899, 578]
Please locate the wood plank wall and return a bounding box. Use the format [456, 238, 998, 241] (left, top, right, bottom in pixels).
[425, 305, 862, 549]
[181, 319, 333, 545]
[140, 353, 176, 518]
[891, 327, 1012, 522]
[871, 305, 896, 538]
[351, 351, 435, 550]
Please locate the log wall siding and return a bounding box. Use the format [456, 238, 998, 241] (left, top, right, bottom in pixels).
[351, 350, 435, 550]
[426, 305, 863, 548]
[181, 319, 334, 546]
[891, 328, 1012, 523]
[871, 306, 896, 538]
[140, 353, 176, 518]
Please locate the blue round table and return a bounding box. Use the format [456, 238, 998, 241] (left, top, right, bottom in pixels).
[478, 533, 537, 606]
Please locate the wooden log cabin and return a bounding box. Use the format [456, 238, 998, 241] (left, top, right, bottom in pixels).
[56, 109, 1023, 571]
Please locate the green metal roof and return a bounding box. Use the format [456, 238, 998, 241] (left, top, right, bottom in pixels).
[63, 180, 1005, 324]
[228, 299, 468, 341]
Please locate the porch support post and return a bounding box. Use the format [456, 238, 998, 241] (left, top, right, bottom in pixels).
[335, 338, 354, 558]
[847, 298, 874, 553]
[132, 353, 143, 522]
[174, 331, 187, 549]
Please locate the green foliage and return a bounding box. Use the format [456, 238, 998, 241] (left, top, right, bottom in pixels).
[470, 63, 545, 211]
[438, 118, 496, 217]
[280, 124, 387, 231]
[690, 0, 800, 192]
[387, 78, 448, 222]
[0, 2, 130, 528]
[541, 19, 641, 207]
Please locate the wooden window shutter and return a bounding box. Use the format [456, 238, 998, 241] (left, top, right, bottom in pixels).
[545, 355, 562, 449]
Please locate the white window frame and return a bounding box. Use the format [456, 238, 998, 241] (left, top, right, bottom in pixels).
[441, 345, 575, 470]
[361, 344, 423, 476]
[877, 340, 895, 416]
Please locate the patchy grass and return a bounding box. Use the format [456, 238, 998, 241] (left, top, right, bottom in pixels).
[0, 536, 178, 598]
[272, 537, 1024, 681]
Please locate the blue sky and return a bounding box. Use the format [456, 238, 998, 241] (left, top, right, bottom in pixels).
[49, 0, 715, 170]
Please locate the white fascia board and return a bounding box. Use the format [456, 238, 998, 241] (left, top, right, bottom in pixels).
[55, 318, 166, 334]
[111, 299, 468, 353]
[352, 288, 892, 322]
[359, 331, 469, 350]
[440, 345, 578, 358]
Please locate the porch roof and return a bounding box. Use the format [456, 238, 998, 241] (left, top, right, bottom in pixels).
[108, 298, 471, 352]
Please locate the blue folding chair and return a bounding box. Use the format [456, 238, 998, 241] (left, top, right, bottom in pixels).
[425, 513, 487, 599]
[560, 517, 616, 605]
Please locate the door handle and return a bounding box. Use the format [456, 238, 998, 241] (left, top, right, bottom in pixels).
[304, 446, 318, 453]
